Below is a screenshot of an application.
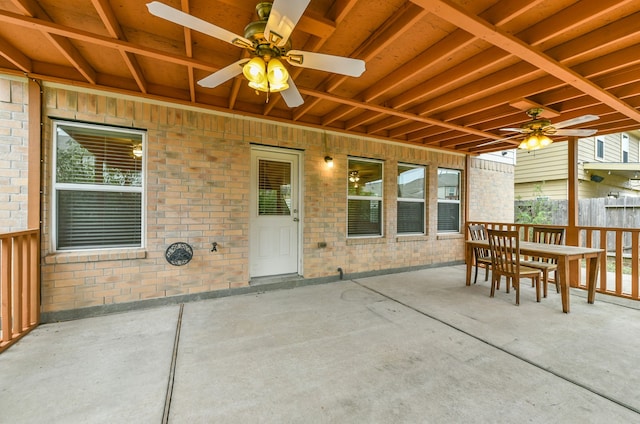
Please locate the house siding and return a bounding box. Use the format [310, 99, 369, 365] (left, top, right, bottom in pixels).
[515, 132, 640, 200]
[1, 75, 513, 315]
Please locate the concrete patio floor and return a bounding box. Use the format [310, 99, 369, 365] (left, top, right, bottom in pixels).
[2, 264, 640, 423]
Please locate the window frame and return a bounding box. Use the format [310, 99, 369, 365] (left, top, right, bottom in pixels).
[437, 168, 461, 234]
[347, 157, 384, 238]
[51, 120, 147, 252]
[622, 133, 629, 163]
[595, 137, 605, 160]
[397, 163, 426, 236]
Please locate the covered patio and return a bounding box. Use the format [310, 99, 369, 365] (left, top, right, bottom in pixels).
[2, 265, 639, 422]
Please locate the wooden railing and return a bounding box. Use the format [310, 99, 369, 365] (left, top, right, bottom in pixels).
[0, 229, 40, 353]
[467, 222, 640, 301]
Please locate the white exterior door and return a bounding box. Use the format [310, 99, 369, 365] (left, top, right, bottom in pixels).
[250, 147, 301, 277]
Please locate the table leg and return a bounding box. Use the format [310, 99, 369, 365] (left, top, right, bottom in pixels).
[587, 253, 601, 304]
[558, 256, 570, 313]
[465, 244, 472, 286]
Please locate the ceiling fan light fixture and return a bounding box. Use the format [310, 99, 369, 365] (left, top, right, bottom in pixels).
[243, 56, 267, 85]
[519, 131, 553, 150]
[266, 58, 289, 92]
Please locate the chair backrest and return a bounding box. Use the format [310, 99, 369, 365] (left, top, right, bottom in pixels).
[468, 224, 487, 241]
[487, 228, 521, 277]
[532, 226, 565, 245]
[468, 224, 490, 260]
[531, 226, 565, 263]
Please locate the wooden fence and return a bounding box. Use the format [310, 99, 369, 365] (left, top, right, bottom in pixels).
[515, 197, 640, 252]
[0, 229, 40, 353]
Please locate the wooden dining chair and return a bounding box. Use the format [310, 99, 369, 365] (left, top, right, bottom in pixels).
[521, 226, 565, 297]
[468, 224, 492, 284]
[487, 228, 542, 305]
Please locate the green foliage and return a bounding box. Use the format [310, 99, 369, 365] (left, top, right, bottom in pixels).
[56, 140, 95, 183]
[515, 184, 553, 224]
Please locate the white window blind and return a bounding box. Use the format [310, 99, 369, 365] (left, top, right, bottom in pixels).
[258, 159, 292, 216]
[54, 122, 145, 250]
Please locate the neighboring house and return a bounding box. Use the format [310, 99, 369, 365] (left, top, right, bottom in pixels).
[515, 131, 640, 200]
[0, 75, 515, 320]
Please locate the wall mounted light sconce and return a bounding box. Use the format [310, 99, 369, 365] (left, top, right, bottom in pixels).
[324, 156, 334, 168]
[132, 143, 143, 158]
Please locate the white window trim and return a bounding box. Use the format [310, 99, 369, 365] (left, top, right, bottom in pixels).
[437, 168, 461, 234]
[622, 133, 629, 163]
[595, 137, 605, 161]
[347, 157, 384, 238]
[52, 120, 147, 252]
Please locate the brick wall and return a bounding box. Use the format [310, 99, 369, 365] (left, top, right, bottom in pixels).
[0, 77, 28, 232]
[1, 77, 514, 314]
[468, 157, 515, 222]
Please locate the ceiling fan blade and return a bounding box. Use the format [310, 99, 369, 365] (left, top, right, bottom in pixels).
[146, 2, 252, 48]
[475, 133, 523, 148]
[499, 127, 527, 133]
[553, 129, 598, 137]
[553, 114, 599, 129]
[280, 77, 304, 108]
[264, 0, 310, 47]
[197, 59, 247, 88]
[285, 50, 366, 77]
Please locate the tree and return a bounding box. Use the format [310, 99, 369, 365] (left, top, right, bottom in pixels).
[515, 183, 553, 224]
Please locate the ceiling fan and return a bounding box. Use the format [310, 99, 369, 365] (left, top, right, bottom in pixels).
[146, 1, 366, 108]
[500, 108, 599, 150]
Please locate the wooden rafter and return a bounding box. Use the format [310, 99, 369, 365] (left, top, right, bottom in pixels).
[91, 0, 147, 93]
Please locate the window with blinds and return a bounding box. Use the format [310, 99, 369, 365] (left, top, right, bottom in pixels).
[53, 121, 145, 250]
[258, 159, 291, 215]
[437, 168, 460, 233]
[397, 164, 425, 234]
[347, 158, 383, 237]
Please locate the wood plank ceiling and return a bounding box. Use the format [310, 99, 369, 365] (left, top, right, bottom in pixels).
[1, 0, 640, 155]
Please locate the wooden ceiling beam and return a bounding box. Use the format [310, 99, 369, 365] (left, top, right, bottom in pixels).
[91, 0, 148, 94]
[11, 0, 96, 84]
[0, 9, 220, 73]
[515, 0, 635, 47]
[298, 86, 502, 141]
[367, 116, 408, 135]
[0, 35, 32, 71]
[547, 11, 640, 65]
[179, 0, 196, 103]
[413, 0, 640, 124]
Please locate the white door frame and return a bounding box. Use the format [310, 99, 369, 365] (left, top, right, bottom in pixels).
[249, 145, 304, 278]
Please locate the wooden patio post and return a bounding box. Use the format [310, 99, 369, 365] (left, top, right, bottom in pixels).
[567, 136, 580, 286]
[27, 78, 41, 230]
[27, 78, 41, 324]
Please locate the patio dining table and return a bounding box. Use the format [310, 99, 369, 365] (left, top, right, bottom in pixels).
[465, 239, 605, 313]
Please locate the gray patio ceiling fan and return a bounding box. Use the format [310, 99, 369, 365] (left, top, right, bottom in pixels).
[500, 108, 599, 150]
[146, 0, 366, 108]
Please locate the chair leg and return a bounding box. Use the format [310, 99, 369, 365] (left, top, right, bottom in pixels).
[490, 273, 496, 298]
[484, 265, 489, 282]
[542, 270, 549, 298]
[553, 270, 560, 293]
[514, 277, 519, 305]
[535, 276, 541, 302]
